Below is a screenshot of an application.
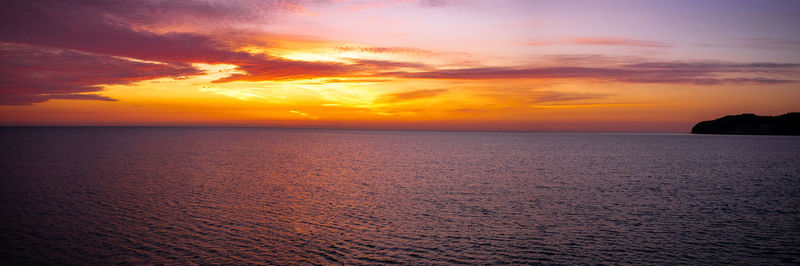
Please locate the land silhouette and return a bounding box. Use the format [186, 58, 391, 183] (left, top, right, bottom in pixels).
[692, 112, 800, 135]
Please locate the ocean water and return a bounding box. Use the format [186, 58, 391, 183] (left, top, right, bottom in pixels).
[1, 127, 799, 264]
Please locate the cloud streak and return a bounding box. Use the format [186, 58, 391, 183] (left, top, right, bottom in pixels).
[0, 43, 197, 105]
[526, 37, 670, 48]
[379, 60, 799, 85]
[0, 94, 118, 106]
[378, 89, 449, 103]
[529, 91, 613, 104]
[569, 37, 670, 47]
[337, 46, 431, 55]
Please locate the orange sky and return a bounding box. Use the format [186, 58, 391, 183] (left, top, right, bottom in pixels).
[1, 0, 798, 132]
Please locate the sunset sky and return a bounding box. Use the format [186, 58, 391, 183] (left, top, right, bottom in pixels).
[1, 0, 798, 132]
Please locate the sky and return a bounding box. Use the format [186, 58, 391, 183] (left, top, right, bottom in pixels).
[1, 0, 798, 132]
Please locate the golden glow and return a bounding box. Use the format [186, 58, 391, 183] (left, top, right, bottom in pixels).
[3, 1, 799, 133]
[3, 33, 798, 132]
[529, 103, 651, 109]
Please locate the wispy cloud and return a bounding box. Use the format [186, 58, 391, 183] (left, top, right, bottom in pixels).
[525, 40, 558, 46]
[526, 37, 670, 48]
[198, 85, 273, 101]
[379, 60, 799, 85]
[289, 110, 318, 119]
[696, 38, 800, 50]
[418, 0, 464, 8]
[529, 91, 613, 104]
[347, 1, 393, 11]
[350, 59, 430, 69]
[529, 103, 652, 109]
[568, 37, 670, 47]
[378, 88, 448, 103]
[315, 78, 394, 83]
[337, 46, 431, 55]
[344, 0, 463, 11]
[214, 58, 428, 83]
[0, 93, 117, 106]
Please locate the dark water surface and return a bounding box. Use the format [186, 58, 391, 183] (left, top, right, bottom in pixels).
[1, 127, 799, 264]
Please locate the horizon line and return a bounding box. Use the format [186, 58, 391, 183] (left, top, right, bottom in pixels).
[0, 124, 692, 134]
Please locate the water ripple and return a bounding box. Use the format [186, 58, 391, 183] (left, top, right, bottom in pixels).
[1, 128, 799, 264]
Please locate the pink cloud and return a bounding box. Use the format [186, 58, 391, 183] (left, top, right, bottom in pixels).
[418, 0, 463, 7]
[337, 46, 431, 54]
[568, 37, 670, 47]
[348, 2, 393, 11]
[525, 37, 670, 48]
[525, 40, 558, 46]
[346, 0, 462, 10]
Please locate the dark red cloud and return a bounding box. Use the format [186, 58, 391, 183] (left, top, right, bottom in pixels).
[1, 0, 251, 105]
[3, 0, 321, 33]
[0, 43, 198, 105]
[0, 93, 117, 106]
[0, 0, 438, 104]
[0, 0, 344, 68]
[0, 0, 371, 104]
[0, 0, 256, 64]
[213, 59, 357, 82]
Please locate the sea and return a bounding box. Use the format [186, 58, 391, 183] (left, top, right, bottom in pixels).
[1, 127, 798, 264]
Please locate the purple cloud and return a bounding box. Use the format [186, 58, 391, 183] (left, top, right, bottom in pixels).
[379, 60, 799, 85]
[0, 43, 198, 105]
[214, 58, 429, 83]
[1, 0, 255, 64]
[418, 0, 462, 8]
[569, 37, 670, 48]
[0, 0, 380, 103]
[0, 93, 117, 106]
[526, 37, 671, 48]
